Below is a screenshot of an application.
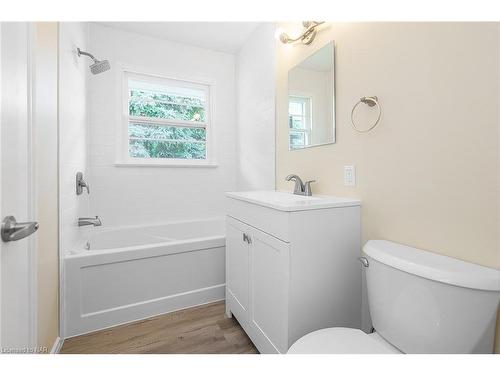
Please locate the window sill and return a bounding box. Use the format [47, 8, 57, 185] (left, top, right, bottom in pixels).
[114, 160, 218, 168]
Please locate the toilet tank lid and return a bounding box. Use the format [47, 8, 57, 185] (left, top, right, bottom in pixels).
[363, 240, 500, 292]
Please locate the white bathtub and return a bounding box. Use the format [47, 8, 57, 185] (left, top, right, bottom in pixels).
[63, 218, 226, 337]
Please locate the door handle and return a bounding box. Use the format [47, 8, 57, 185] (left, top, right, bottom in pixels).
[1, 216, 39, 242]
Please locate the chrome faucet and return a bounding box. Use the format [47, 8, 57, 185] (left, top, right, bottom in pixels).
[78, 216, 102, 227]
[285, 174, 316, 196]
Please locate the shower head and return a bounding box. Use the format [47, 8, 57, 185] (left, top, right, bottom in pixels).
[77, 48, 111, 75]
[89, 59, 111, 75]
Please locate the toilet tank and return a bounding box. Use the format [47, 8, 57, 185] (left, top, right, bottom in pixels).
[363, 240, 500, 353]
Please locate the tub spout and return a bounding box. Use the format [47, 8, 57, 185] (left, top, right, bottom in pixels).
[78, 216, 102, 227]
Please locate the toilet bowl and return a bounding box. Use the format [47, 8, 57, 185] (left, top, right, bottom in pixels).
[288, 240, 500, 354]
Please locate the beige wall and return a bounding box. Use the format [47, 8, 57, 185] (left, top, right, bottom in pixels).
[275, 23, 500, 352]
[35, 22, 59, 351]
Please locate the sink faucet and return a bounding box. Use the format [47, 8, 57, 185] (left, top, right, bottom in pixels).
[285, 174, 316, 196]
[78, 216, 102, 227]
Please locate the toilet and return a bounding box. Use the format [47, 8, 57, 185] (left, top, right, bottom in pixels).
[288, 240, 500, 354]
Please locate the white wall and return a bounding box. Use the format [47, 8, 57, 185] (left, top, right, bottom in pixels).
[236, 23, 276, 191]
[59, 22, 90, 253]
[88, 24, 237, 226]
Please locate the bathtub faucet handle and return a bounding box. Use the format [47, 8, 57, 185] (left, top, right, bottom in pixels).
[76, 172, 90, 195]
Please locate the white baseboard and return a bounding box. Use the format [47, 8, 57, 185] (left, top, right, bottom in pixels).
[50, 336, 64, 354]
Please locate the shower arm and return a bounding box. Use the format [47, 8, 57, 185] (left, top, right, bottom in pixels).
[77, 48, 98, 62]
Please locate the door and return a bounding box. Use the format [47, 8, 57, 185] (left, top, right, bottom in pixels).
[249, 226, 289, 353]
[225, 217, 250, 319]
[0, 22, 38, 352]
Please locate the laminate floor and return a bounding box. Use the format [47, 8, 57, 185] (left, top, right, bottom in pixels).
[60, 301, 258, 354]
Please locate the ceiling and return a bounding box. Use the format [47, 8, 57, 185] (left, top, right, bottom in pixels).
[96, 22, 262, 54]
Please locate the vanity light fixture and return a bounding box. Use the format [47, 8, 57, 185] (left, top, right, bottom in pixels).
[276, 21, 325, 45]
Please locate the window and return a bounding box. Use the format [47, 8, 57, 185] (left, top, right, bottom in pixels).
[120, 71, 214, 166]
[288, 95, 312, 150]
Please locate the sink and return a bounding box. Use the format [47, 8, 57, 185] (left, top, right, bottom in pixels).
[225, 190, 361, 212]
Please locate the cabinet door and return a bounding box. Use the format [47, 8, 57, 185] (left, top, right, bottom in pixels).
[225, 218, 250, 318]
[248, 227, 290, 353]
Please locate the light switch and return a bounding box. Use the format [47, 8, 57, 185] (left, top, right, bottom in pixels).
[344, 166, 356, 186]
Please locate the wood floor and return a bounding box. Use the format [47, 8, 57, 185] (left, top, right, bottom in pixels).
[60, 301, 258, 354]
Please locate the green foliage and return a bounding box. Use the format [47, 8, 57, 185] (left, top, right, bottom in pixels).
[129, 139, 206, 159]
[129, 123, 205, 141]
[129, 89, 205, 122]
[128, 89, 207, 159]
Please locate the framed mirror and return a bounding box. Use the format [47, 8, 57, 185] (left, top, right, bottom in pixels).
[288, 41, 335, 150]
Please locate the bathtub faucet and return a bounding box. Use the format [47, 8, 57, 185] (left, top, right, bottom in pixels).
[78, 216, 102, 227]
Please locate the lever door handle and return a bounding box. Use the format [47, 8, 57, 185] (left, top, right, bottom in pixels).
[1, 216, 39, 242]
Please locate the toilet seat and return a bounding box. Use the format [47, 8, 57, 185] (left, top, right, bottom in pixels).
[287, 327, 401, 354]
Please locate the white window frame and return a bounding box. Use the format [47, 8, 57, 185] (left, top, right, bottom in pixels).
[288, 94, 313, 150]
[115, 66, 216, 167]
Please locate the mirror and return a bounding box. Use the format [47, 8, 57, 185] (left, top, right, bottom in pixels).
[288, 41, 335, 150]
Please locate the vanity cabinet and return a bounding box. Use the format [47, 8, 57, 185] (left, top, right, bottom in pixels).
[225, 191, 362, 354]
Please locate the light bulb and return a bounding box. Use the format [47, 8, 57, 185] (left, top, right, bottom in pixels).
[274, 27, 289, 43]
[274, 27, 284, 40]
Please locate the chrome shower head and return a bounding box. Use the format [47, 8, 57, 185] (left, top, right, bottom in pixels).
[77, 48, 111, 75]
[90, 59, 111, 75]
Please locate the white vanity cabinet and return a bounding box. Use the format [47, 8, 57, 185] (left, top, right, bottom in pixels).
[225, 191, 362, 354]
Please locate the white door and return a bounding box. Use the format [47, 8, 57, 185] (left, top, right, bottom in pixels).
[0, 22, 38, 352]
[249, 227, 289, 353]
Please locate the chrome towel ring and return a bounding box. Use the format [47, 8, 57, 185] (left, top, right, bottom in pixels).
[350, 96, 381, 133]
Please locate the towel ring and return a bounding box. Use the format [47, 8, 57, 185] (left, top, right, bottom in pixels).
[350, 96, 381, 133]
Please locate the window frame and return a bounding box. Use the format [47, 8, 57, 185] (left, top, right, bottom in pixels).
[288, 94, 313, 150]
[116, 66, 217, 167]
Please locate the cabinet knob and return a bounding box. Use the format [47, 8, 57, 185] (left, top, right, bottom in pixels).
[242, 233, 252, 244]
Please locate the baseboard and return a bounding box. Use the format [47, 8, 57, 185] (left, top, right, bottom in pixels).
[50, 336, 64, 354]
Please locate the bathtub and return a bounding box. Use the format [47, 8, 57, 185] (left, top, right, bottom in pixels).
[63, 218, 226, 337]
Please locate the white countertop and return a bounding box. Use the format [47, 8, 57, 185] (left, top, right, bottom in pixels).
[225, 190, 361, 212]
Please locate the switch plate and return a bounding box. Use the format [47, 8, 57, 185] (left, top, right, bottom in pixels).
[344, 166, 356, 186]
